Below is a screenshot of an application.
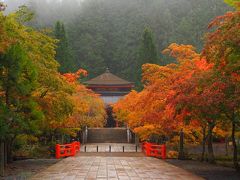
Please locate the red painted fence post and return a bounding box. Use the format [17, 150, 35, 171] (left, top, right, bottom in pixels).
[72, 143, 76, 156]
[146, 143, 148, 155]
[162, 144, 166, 160]
[76, 142, 80, 152]
[56, 144, 61, 159]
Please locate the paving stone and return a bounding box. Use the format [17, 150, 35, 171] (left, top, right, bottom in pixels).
[63, 175, 75, 180]
[75, 178, 85, 180]
[31, 145, 203, 180]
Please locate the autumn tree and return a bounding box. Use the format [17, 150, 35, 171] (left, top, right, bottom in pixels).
[225, 0, 240, 9]
[203, 3, 240, 168]
[114, 43, 226, 163]
[114, 0, 239, 168]
[0, 6, 106, 169]
[114, 44, 206, 144]
[0, 6, 54, 163]
[62, 69, 106, 132]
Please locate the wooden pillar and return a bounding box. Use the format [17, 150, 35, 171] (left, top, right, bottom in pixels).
[135, 134, 139, 146]
[82, 130, 85, 144]
[0, 140, 4, 177]
[85, 126, 88, 143]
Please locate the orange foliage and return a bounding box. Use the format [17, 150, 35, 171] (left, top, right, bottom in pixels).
[62, 69, 105, 130]
[113, 44, 213, 141]
[63, 68, 88, 83]
[114, 40, 238, 145]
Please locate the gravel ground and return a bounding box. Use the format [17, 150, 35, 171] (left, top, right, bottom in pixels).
[166, 159, 240, 180]
[1, 159, 59, 180]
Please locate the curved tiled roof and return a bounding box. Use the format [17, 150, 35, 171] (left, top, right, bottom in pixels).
[85, 68, 134, 86]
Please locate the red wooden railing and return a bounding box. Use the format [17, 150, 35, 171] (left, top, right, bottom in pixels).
[55, 141, 80, 159]
[142, 142, 166, 159]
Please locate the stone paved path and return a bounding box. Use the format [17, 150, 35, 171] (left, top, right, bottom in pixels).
[31, 156, 203, 180]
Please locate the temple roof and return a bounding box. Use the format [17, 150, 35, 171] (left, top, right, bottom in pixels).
[85, 68, 134, 86]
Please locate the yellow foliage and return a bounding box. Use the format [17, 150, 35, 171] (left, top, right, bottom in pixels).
[167, 151, 179, 158]
[134, 125, 157, 141]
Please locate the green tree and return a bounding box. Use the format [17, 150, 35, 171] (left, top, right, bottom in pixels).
[0, 44, 42, 162]
[0, 7, 74, 165]
[55, 21, 75, 73]
[139, 27, 159, 65]
[4, 0, 230, 83]
[136, 27, 159, 88]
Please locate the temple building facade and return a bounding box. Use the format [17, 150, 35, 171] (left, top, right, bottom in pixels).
[85, 69, 134, 127]
[85, 68, 134, 104]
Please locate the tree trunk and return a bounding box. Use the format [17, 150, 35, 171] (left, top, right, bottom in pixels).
[5, 85, 10, 108]
[225, 136, 229, 156]
[178, 129, 185, 160]
[6, 141, 13, 164]
[0, 140, 4, 177]
[232, 120, 239, 170]
[4, 143, 7, 167]
[201, 126, 207, 161]
[207, 123, 215, 163]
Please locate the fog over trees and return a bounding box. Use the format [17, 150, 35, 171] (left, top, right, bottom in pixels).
[1, 0, 240, 175]
[3, 0, 230, 84]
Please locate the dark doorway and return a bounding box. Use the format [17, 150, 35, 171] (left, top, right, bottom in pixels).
[106, 105, 116, 127]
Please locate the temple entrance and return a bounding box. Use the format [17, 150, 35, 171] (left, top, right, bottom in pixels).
[84, 68, 134, 128]
[106, 105, 116, 127]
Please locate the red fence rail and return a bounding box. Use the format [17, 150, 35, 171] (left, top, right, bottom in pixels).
[56, 141, 80, 159]
[142, 142, 166, 159]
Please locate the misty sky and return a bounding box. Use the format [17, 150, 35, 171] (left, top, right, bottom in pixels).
[2, 0, 84, 11]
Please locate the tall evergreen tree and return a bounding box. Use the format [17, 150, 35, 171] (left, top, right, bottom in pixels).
[55, 21, 75, 73]
[0, 43, 42, 162]
[136, 27, 159, 89]
[139, 27, 159, 65]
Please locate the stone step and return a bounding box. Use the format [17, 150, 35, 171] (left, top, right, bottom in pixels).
[87, 128, 128, 143]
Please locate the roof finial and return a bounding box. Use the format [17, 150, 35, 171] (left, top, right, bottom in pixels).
[106, 67, 110, 73]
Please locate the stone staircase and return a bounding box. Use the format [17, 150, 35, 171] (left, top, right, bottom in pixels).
[87, 128, 128, 143]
